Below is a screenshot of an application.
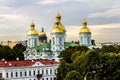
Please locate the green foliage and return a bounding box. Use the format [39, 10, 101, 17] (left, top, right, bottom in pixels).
[56, 45, 120, 80]
[64, 70, 82, 80]
[60, 46, 89, 63]
[0, 43, 26, 60]
[101, 45, 116, 53]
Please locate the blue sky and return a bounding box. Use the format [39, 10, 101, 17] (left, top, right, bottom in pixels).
[0, 0, 120, 43]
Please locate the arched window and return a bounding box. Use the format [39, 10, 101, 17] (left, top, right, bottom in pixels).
[59, 37, 62, 45]
[87, 37, 90, 44]
[34, 39, 37, 45]
[53, 37, 55, 45]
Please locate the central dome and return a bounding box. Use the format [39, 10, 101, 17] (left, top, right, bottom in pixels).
[51, 26, 63, 33]
[80, 27, 91, 33]
[27, 29, 38, 35]
[59, 23, 65, 32]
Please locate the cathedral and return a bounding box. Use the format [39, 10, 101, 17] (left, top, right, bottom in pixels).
[24, 11, 92, 61]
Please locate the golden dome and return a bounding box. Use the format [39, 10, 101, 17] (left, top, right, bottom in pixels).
[82, 19, 87, 25]
[30, 21, 35, 27]
[27, 29, 38, 35]
[56, 13, 61, 18]
[40, 32, 46, 36]
[40, 28, 46, 36]
[54, 19, 60, 24]
[59, 23, 65, 31]
[80, 27, 91, 33]
[56, 11, 61, 19]
[51, 26, 63, 33]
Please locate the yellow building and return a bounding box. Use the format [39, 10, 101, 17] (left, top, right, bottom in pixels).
[0, 41, 20, 48]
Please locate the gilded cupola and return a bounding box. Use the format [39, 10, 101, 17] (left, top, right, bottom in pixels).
[80, 18, 91, 33]
[51, 11, 65, 33]
[40, 28, 46, 36]
[27, 21, 39, 35]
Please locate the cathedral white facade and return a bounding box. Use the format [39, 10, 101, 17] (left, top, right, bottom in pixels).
[24, 11, 93, 61]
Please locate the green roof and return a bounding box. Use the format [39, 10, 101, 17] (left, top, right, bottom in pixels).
[64, 42, 79, 48]
[35, 42, 78, 52]
[35, 42, 51, 52]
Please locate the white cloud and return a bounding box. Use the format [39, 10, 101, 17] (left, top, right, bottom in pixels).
[38, 0, 67, 4]
[89, 8, 120, 18]
[62, 23, 120, 42]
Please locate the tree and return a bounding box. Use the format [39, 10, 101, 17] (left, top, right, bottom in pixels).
[64, 70, 82, 80]
[56, 60, 68, 80]
[101, 45, 116, 53]
[56, 46, 120, 80]
[0, 43, 26, 60]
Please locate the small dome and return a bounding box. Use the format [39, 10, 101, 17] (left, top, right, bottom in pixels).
[30, 21, 35, 27]
[82, 19, 87, 25]
[80, 27, 91, 33]
[51, 27, 63, 33]
[27, 29, 38, 35]
[40, 28, 46, 36]
[40, 32, 46, 36]
[56, 13, 61, 18]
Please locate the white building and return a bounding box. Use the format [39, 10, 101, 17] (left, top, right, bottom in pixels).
[24, 12, 79, 61]
[79, 18, 92, 47]
[0, 59, 59, 80]
[27, 21, 39, 48]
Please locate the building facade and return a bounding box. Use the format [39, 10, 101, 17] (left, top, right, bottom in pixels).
[0, 59, 59, 80]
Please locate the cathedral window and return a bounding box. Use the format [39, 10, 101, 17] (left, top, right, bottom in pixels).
[59, 37, 62, 45]
[87, 37, 90, 43]
[81, 37, 83, 40]
[53, 37, 55, 45]
[34, 39, 37, 45]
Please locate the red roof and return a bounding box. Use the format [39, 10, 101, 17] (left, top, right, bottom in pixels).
[0, 59, 59, 67]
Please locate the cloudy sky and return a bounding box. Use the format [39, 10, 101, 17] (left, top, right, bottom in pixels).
[0, 0, 120, 43]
